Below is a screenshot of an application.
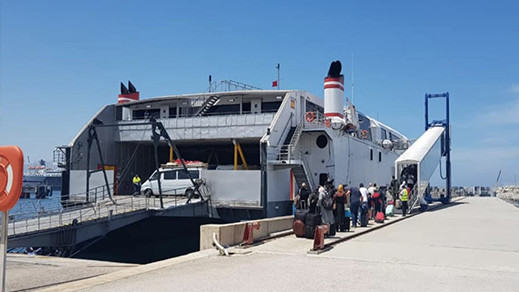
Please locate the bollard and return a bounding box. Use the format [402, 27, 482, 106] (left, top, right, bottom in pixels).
[242, 222, 260, 245]
[312, 225, 329, 251]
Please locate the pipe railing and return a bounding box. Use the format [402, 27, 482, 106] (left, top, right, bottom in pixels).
[7, 192, 201, 237]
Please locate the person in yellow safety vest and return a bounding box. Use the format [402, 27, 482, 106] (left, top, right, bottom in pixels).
[399, 184, 409, 216]
[132, 174, 141, 195]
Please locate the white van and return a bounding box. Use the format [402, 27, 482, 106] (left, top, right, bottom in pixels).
[141, 167, 202, 197]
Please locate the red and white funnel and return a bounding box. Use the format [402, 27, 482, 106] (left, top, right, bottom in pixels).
[324, 61, 344, 119]
[118, 81, 139, 104]
[118, 81, 139, 120]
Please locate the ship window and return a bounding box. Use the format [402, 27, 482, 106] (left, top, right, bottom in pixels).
[381, 129, 387, 140]
[262, 101, 282, 113]
[316, 135, 328, 148]
[370, 149, 373, 160]
[379, 151, 382, 162]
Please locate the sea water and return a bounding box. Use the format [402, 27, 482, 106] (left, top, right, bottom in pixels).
[8, 191, 62, 221]
[7, 191, 224, 263]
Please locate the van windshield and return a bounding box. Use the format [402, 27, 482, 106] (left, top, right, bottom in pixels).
[150, 172, 159, 180]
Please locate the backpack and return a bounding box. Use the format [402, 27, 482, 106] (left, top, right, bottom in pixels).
[372, 192, 380, 200]
[322, 193, 334, 210]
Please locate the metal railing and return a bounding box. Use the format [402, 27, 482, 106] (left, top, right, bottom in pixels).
[7, 191, 201, 237]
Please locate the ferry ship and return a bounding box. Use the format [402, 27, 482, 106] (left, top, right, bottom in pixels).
[62, 60, 410, 218]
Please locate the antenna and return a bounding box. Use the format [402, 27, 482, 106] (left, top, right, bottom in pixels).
[276, 63, 280, 89]
[351, 53, 354, 103]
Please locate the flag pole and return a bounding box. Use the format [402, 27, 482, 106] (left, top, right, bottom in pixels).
[276, 63, 280, 89]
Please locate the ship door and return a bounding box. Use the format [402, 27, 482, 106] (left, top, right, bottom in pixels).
[319, 173, 328, 187]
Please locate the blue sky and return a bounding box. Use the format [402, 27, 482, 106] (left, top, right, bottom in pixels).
[1, 0, 518, 187]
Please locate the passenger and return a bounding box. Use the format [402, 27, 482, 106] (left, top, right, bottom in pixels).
[132, 174, 141, 195]
[368, 183, 377, 219]
[333, 184, 347, 232]
[399, 184, 409, 216]
[318, 186, 336, 236]
[407, 172, 416, 193]
[299, 183, 311, 207]
[390, 175, 399, 199]
[308, 188, 319, 214]
[294, 182, 310, 210]
[349, 186, 362, 228]
[359, 183, 369, 226]
[373, 185, 382, 213]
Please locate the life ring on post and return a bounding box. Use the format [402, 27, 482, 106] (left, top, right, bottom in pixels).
[0, 146, 24, 211]
[305, 112, 315, 123]
[361, 129, 369, 139]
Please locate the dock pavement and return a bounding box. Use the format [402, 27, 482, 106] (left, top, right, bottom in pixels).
[7, 196, 519, 292]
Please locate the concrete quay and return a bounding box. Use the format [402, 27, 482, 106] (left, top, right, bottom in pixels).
[8, 196, 519, 291]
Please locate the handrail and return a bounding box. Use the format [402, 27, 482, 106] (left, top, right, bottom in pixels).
[7, 194, 202, 237]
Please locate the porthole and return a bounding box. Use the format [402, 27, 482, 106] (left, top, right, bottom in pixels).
[316, 135, 328, 148]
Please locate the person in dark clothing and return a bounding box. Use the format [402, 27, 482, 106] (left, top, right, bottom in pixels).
[308, 189, 319, 214]
[295, 182, 311, 209]
[333, 184, 347, 232]
[299, 183, 311, 204]
[349, 186, 362, 227]
[390, 176, 399, 202]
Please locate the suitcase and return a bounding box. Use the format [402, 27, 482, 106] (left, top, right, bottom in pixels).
[304, 213, 321, 227]
[385, 205, 394, 217]
[360, 205, 368, 227]
[339, 217, 350, 232]
[304, 225, 316, 239]
[293, 220, 305, 237]
[295, 209, 309, 223]
[395, 199, 402, 209]
[375, 211, 385, 223]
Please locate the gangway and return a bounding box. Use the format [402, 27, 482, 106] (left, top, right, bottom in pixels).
[395, 92, 451, 209]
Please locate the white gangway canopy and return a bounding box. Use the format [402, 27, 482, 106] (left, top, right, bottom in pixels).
[395, 126, 445, 206]
[395, 127, 444, 165]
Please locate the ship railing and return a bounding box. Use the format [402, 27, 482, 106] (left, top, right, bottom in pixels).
[6, 188, 201, 237]
[303, 111, 327, 128]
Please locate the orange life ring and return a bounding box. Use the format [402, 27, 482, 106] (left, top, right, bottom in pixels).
[305, 112, 315, 123]
[0, 146, 24, 211]
[361, 129, 369, 139]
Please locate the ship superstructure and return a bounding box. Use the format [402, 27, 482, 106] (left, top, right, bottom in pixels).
[64, 61, 409, 217]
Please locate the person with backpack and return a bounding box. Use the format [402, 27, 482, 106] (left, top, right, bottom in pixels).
[318, 186, 336, 236]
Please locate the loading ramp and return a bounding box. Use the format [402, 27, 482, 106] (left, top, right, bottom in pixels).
[395, 92, 451, 208]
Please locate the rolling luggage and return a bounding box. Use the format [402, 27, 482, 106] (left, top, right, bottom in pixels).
[360, 204, 368, 227]
[304, 213, 321, 239]
[294, 209, 309, 223]
[293, 219, 305, 237]
[395, 199, 402, 209]
[385, 205, 394, 217]
[304, 225, 316, 239]
[305, 213, 321, 228]
[375, 211, 385, 223]
[340, 216, 350, 232]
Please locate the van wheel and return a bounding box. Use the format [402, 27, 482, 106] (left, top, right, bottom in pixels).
[144, 189, 153, 197]
[185, 188, 194, 198]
